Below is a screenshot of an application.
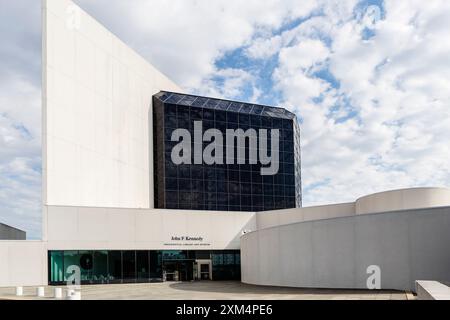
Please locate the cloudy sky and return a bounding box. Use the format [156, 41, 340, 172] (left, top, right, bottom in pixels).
[1, 0, 450, 239]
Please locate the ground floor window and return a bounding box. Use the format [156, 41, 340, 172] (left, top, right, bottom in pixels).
[48, 250, 240, 285]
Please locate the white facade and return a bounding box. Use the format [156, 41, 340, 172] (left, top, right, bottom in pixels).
[1, 0, 450, 292]
[0, 241, 47, 287]
[241, 188, 450, 292]
[42, 0, 181, 212]
[45, 206, 255, 251]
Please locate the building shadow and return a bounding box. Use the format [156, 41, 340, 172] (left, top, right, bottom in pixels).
[168, 281, 401, 296]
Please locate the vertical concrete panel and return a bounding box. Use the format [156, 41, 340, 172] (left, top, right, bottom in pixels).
[312, 218, 356, 288]
[244, 232, 260, 284]
[279, 223, 313, 287]
[0, 242, 47, 287]
[409, 208, 450, 287]
[355, 213, 411, 290]
[43, 0, 182, 211]
[257, 228, 280, 285]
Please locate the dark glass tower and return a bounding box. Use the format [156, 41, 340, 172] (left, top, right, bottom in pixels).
[153, 91, 302, 211]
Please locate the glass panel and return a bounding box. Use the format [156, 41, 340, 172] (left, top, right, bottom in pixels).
[224, 253, 235, 265]
[93, 251, 108, 284]
[63, 251, 80, 282]
[215, 100, 230, 110]
[164, 93, 184, 104]
[154, 91, 172, 102]
[192, 97, 209, 107]
[179, 95, 197, 106]
[211, 253, 223, 265]
[108, 251, 122, 283]
[122, 251, 136, 282]
[150, 251, 163, 280]
[195, 251, 211, 260]
[227, 102, 242, 112]
[49, 251, 64, 283]
[136, 251, 149, 281]
[201, 264, 209, 273]
[211, 251, 241, 280]
[78, 250, 93, 283]
[239, 103, 253, 114]
[162, 250, 187, 260]
[202, 98, 219, 109]
[250, 105, 264, 115]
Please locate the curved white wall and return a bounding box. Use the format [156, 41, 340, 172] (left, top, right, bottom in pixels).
[241, 206, 450, 292]
[256, 203, 355, 230]
[255, 188, 450, 231]
[356, 187, 450, 215]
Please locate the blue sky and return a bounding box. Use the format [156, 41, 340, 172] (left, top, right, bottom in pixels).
[1, 0, 450, 239]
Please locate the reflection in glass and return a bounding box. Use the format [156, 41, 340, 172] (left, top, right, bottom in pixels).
[93, 251, 108, 284]
[122, 251, 136, 282]
[49, 251, 63, 283]
[136, 251, 149, 281]
[49, 249, 241, 284]
[108, 251, 122, 283]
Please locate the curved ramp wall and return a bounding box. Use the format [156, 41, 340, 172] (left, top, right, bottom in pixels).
[355, 187, 450, 215]
[241, 206, 450, 292]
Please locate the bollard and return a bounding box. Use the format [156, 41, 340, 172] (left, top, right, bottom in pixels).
[16, 286, 23, 296]
[37, 287, 45, 297]
[54, 287, 63, 299]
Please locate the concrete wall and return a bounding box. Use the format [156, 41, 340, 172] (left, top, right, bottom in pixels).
[256, 203, 355, 230]
[0, 224, 26, 240]
[0, 241, 47, 287]
[42, 0, 182, 213]
[356, 187, 450, 215]
[241, 206, 450, 292]
[46, 206, 256, 251]
[416, 281, 450, 300]
[255, 188, 450, 231]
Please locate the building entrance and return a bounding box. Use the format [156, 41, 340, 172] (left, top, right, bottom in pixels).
[48, 250, 241, 284]
[163, 260, 194, 281]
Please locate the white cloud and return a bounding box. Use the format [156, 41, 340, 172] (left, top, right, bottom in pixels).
[0, 76, 41, 239]
[272, 0, 450, 205]
[75, 0, 318, 91]
[196, 68, 255, 99]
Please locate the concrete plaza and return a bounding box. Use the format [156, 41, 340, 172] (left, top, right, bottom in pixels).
[0, 281, 409, 300]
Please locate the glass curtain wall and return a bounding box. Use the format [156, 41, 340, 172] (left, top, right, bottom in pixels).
[153, 91, 301, 212]
[48, 250, 240, 284]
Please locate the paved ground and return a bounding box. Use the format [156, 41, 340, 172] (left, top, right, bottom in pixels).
[0, 281, 409, 300]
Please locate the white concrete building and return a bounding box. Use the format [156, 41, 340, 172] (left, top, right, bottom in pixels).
[0, 223, 25, 240]
[1, 0, 450, 292]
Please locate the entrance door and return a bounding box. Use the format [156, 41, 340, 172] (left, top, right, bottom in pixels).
[200, 264, 210, 280]
[163, 260, 194, 281]
[195, 259, 212, 280]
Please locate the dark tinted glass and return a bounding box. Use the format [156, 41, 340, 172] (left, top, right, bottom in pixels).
[108, 251, 122, 283]
[49, 250, 242, 284]
[122, 251, 136, 282]
[153, 92, 301, 211]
